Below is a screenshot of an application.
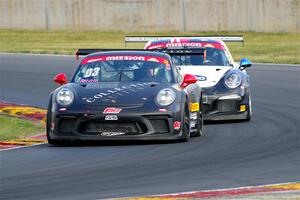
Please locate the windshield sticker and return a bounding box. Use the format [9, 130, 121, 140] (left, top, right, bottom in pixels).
[164, 60, 171, 70]
[106, 56, 145, 61]
[146, 41, 224, 50]
[147, 58, 159, 62]
[80, 79, 99, 83]
[83, 67, 100, 78]
[81, 55, 169, 65]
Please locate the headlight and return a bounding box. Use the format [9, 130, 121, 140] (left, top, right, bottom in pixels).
[224, 72, 242, 89]
[56, 88, 74, 106]
[156, 88, 176, 106]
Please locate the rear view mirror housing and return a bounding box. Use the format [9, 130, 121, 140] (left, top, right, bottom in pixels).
[54, 73, 68, 85]
[239, 58, 252, 70]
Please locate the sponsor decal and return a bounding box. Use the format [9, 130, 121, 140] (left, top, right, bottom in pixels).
[80, 79, 98, 83]
[195, 75, 207, 81]
[164, 59, 171, 70]
[204, 44, 215, 48]
[87, 58, 103, 63]
[173, 121, 181, 130]
[190, 112, 197, 120]
[81, 55, 168, 65]
[83, 83, 150, 103]
[190, 102, 199, 112]
[147, 58, 159, 62]
[106, 56, 145, 61]
[83, 67, 100, 78]
[166, 42, 203, 47]
[100, 132, 125, 136]
[240, 105, 246, 112]
[59, 108, 67, 111]
[103, 107, 122, 114]
[146, 41, 224, 50]
[105, 115, 118, 120]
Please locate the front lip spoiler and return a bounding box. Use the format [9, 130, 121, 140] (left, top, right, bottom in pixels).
[50, 133, 184, 141]
[218, 94, 242, 100]
[204, 111, 248, 121]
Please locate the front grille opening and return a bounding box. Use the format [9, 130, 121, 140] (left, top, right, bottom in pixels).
[217, 100, 238, 112]
[58, 118, 76, 134]
[149, 119, 169, 134]
[79, 121, 147, 135]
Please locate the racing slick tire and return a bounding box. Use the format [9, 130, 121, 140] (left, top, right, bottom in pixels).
[182, 104, 191, 142]
[245, 93, 252, 121]
[194, 94, 204, 137]
[193, 111, 204, 137]
[46, 99, 69, 145]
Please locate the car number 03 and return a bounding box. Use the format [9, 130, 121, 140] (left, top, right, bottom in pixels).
[83, 67, 100, 78]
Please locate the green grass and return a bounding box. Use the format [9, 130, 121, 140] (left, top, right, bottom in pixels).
[0, 115, 45, 141]
[0, 30, 299, 64]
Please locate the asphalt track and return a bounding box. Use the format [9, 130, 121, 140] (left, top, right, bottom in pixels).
[0, 53, 299, 200]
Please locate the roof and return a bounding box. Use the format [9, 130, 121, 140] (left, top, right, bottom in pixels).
[85, 50, 169, 59]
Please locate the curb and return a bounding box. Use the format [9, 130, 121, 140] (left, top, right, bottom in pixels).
[116, 182, 300, 199]
[0, 102, 47, 151]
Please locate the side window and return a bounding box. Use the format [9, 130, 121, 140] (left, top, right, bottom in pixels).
[171, 59, 182, 83]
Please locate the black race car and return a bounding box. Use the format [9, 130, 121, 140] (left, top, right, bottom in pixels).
[47, 50, 204, 144]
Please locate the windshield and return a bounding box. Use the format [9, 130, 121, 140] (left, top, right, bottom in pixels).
[171, 48, 230, 66]
[73, 56, 173, 83]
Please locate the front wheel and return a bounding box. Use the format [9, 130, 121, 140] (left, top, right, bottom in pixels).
[46, 99, 68, 145]
[194, 111, 204, 137]
[181, 104, 191, 142]
[245, 93, 252, 121]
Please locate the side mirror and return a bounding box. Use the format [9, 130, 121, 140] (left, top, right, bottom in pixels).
[239, 58, 252, 69]
[180, 74, 197, 88]
[54, 73, 68, 85]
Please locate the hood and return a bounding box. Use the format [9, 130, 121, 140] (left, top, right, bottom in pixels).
[71, 82, 164, 106]
[177, 65, 232, 87]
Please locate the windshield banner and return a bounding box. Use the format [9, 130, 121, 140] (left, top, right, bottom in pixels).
[81, 55, 168, 65]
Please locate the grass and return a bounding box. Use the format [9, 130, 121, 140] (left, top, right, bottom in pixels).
[0, 115, 45, 141]
[0, 29, 299, 64]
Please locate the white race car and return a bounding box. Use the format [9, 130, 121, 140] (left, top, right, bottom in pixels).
[125, 36, 252, 121]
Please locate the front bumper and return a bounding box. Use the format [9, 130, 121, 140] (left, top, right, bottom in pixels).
[202, 90, 250, 121]
[49, 105, 185, 141]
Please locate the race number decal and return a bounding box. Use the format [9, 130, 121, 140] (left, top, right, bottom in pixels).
[83, 67, 100, 78]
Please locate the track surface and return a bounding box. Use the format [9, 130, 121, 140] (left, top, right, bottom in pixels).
[0, 54, 299, 200]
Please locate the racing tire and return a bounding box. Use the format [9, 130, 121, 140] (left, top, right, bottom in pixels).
[245, 92, 252, 121]
[181, 104, 191, 142]
[194, 111, 204, 137]
[194, 95, 204, 137]
[46, 99, 68, 145]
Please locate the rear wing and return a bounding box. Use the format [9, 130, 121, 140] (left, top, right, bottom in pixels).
[75, 48, 205, 60]
[124, 35, 244, 46]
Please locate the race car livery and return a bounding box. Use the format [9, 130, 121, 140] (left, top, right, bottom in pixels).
[125, 36, 252, 121]
[47, 50, 203, 144]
